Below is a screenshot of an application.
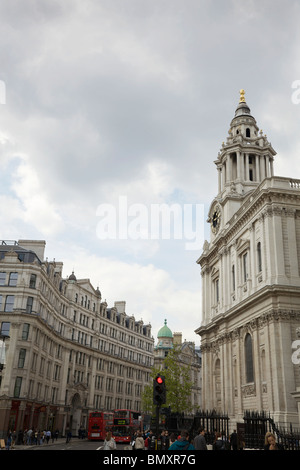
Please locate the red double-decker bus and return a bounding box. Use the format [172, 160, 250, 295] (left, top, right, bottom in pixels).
[88, 411, 113, 440]
[112, 409, 142, 443]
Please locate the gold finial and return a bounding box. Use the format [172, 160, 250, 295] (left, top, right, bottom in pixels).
[239, 89, 246, 103]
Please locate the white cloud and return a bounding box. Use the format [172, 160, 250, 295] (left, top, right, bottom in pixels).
[10, 157, 64, 236]
[1, 0, 300, 342]
[50, 242, 201, 344]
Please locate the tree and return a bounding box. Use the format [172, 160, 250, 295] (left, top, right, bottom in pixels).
[141, 345, 193, 414]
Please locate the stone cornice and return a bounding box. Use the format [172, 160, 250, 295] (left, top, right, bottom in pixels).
[197, 307, 300, 351]
[198, 177, 300, 266]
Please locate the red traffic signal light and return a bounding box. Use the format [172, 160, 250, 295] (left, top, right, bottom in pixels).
[153, 374, 166, 406]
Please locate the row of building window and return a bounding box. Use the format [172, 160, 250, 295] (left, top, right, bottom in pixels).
[93, 395, 140, 412]
[9, 378, 142, 411]
[1, 293, 151, 349]
[0, 306, 152, 367]
[0, 270, 102, 320]
[9, 363, 145, 402]
[1, 321, 152, 373]
[0, 272, 37, 288]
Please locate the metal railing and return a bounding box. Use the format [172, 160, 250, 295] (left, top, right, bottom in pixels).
[243, 411, 300, 450]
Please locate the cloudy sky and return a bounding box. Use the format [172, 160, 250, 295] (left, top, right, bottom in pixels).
[1, 0, 300, 343]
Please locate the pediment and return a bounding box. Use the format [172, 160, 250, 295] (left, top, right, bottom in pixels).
[236, 238, 250, 255]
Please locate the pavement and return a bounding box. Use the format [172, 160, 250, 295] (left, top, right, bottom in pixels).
[2, 438, 78, 450]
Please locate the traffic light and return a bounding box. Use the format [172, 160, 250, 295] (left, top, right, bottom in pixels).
[153, 374, 166, 406]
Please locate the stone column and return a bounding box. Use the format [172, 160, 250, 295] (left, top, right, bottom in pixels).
[263, 209, 276, 284]
[286, 209, 298, 279]
[227, 154, 232, 183]
[218, 167, 222, 194]
[255, 155, 260, 182]
[249, 223, 256, 291]
[16, 400, 26, 433]
[235, 330, 243, 418]
[262, 316, 274, 411]
[237, 151, 241, 180]
[266, 156, 270, 177]
[270, 157, 274, 176]
[201, 269, 207, 326]
[272, 208, 286, 283]
[253, 324, 263, 409]
[260, 155, 265, 180]
[245, 153, 249, 181]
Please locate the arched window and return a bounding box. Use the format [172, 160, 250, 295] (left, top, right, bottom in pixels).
[245, 333, 254, 383]
[246, 128, 251, 137]
[257, 242, 262, 273]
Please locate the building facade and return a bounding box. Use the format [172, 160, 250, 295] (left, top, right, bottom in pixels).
[195, 90, 300, 428]
[0, 239, 154, 438]
[154, 319, 202, 413]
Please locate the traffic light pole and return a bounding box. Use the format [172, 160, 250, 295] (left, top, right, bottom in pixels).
[155, 403, 160, 445]
[153, 373, 166, 448]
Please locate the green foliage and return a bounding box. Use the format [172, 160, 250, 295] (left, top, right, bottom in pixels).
[141, 345, 193, 414]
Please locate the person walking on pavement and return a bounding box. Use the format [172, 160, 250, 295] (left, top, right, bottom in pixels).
[193, 427, 207, 450]
[134, 431, 145, 450]
[169, 430, 195, 450]
[161, 430, 170, 451]
[213, 431, 229, 450]
[66, 429, 72, 443]
[46, 430, 51, 443]
[6, 430, 12, 450]
[230, 429, 238, 450]
[147, 431, 156, 451]
[103, 431, 117, 450]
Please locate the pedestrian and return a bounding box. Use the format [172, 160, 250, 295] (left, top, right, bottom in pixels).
[130, 431, 137, 449]
[230, 429, 238, 450]
[103, 431, 117, 450]
[46, 430, 51, 443]
[213, 431, 226, 450]
[26, 428, 33, 445]
[66, 430, 72, 443]
[169, 430, 195, 450]
[11, 430, 17, 449]
[6, 430, 12, 450]
[161, 430, 170, 451]
[147, 431, 156, 451]
[134, 431, 145, 450]
[169, 433, 176, 446]
[193, 427, 207, 450]
[264, 432, 284, 450]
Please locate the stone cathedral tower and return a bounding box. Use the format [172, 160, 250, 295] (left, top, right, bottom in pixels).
[195, 90, 300, 428]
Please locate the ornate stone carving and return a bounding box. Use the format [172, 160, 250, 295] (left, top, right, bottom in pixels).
[242, 383, 256, 397]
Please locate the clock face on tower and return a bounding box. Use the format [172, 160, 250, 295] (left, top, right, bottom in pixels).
[211, 207, 221, 233]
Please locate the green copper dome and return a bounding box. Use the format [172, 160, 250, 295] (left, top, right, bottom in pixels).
[157, 319, 173, 338]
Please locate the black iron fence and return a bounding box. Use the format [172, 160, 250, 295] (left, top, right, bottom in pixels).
[192, 409, 230, 445]
[155, 409, 299, 450]
[164, 409, 230, 445]
[243, 411, 300, 450]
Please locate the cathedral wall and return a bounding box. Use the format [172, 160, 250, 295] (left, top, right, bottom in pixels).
[197, 91, 300, 428]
